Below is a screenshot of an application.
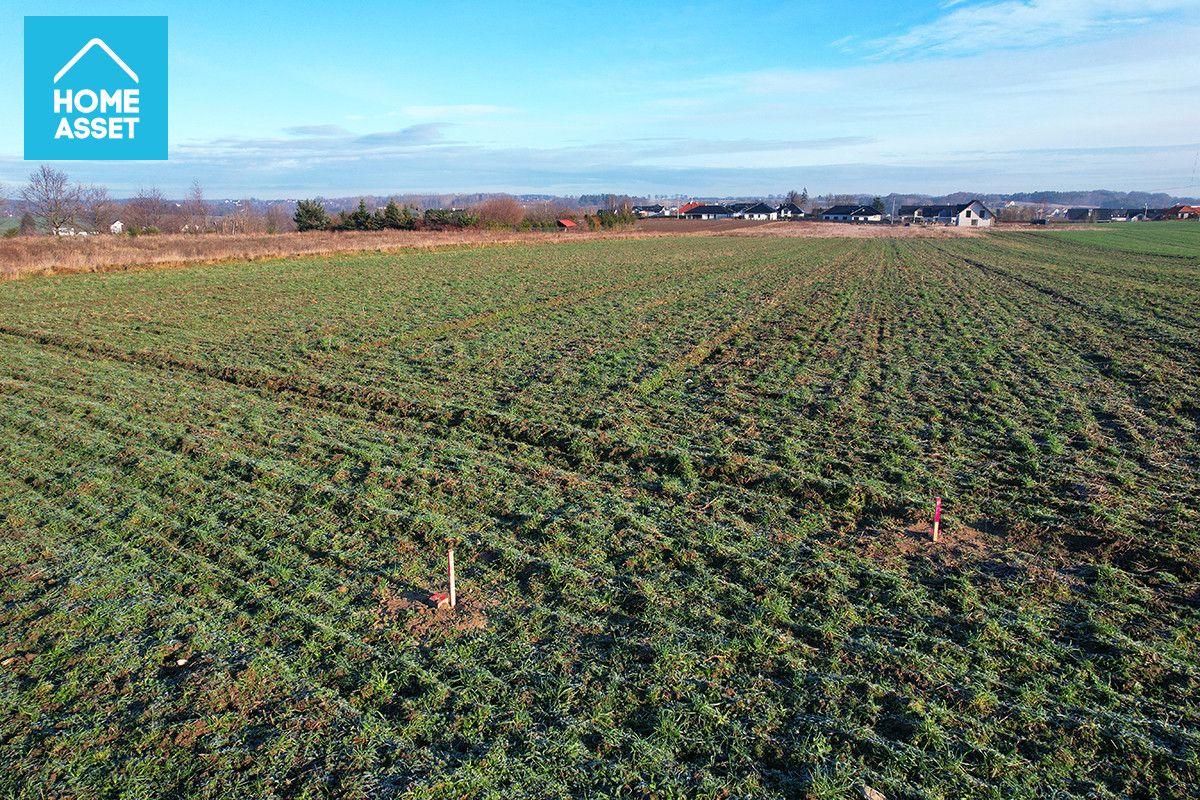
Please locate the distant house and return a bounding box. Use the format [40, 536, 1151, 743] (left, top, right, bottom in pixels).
[632, 204, 666, 218]
[1128, 208, 1167, 221]
[822, 204, 882, 223]
[737, 202, 779, 220]
[776, 203, 806, 218]
[1065, 208, 1093, 222]
[725, 202, 755, 214]
[677, 201, 703, 216]
[110, 220, 124, 235]
[556, 218, 579, 231]
[1093, 209, 1126, 222]
[1164, 205, 1200, 220]
[899, 200, 994, 227]
[681, 204, 734, 220]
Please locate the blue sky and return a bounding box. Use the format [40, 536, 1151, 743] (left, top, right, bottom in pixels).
[2, 0, 1199, 198]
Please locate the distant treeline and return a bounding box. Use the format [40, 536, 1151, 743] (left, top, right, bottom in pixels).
[293, 197, 635, 233]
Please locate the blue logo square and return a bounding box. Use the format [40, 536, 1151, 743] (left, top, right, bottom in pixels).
[24, 16, 168, 161]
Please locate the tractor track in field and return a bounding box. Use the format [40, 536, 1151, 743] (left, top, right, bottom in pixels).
[629, 249, 859, 398]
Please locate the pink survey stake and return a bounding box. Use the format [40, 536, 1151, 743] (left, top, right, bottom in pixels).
[932, 497, 943, 541]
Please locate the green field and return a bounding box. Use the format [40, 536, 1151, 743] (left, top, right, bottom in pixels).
[1, 227, 1198, 798]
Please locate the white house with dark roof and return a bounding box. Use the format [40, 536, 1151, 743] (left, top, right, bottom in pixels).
[681, 204, 734, 220]
[899, 200, 993, 227]
[736, 202, 778, 220]
[822, 205, 882, 223]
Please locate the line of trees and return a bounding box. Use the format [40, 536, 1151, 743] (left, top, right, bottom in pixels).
[294, 199, 427, 232]
[294, 198, 507, 233]
[292, 193, 636, 234]
[3, 166, 641, 239]
[3, 166, 296, 236]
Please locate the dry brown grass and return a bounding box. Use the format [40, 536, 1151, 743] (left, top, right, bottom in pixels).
[0, 228, 670, 281]
[0, 218, 993, 282]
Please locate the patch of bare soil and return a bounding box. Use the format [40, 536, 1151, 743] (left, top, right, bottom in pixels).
[375, 583, 489, 637]
[852, 518, 1005, 567]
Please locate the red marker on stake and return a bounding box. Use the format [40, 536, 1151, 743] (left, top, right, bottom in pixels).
[932, 497, 942, 542]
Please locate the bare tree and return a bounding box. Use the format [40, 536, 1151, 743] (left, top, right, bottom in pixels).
[264, 203, 293, 234]
[785, 188, 809, 208]
[79, 185, 118, 233]
[126, 187, 172, 233]
[21, 165, 81, 234]
[473, 195, 525, 227]
[182, 179, 210, 232]
[221, 200, 265, 234]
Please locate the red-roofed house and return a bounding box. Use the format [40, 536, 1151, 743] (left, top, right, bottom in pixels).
[556, 218, 579, 230]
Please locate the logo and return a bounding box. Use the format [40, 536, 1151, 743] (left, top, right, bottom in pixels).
[24, 16, 167, 160]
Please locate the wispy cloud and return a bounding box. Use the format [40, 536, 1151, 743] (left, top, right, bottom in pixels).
[401, 104, 510, 119]
[867, 0, 1198, 57]
[629, 136, 874, 158]
[282, 124, 351, 137]
[352, 124, 450, 147]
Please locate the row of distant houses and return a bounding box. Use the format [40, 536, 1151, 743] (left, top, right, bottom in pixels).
[817, 201, 994, 226]
[1059, 206, 1200, 222]
[633, 201, 808, 220]
[638, 199, 996, 226]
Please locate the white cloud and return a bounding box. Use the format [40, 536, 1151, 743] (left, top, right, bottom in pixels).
[867, 0, 1199, 57]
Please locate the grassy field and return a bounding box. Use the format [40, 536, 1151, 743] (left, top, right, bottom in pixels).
[1, 226, 1197, 798]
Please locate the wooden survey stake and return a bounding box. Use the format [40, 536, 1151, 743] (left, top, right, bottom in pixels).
[932, 497, 942, 542]
[448, 548, 456, 608]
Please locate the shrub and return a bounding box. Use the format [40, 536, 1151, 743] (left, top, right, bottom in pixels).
[423, 209, 478, 230]
[473, 196, 525, 228]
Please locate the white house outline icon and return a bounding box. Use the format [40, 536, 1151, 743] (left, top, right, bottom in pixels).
[54, 38, 139, 84]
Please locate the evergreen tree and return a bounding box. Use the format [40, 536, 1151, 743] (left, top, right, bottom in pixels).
[347, 199, 373, 230]
[382, 199, 417, 230]
[293, 199, 331, 231]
